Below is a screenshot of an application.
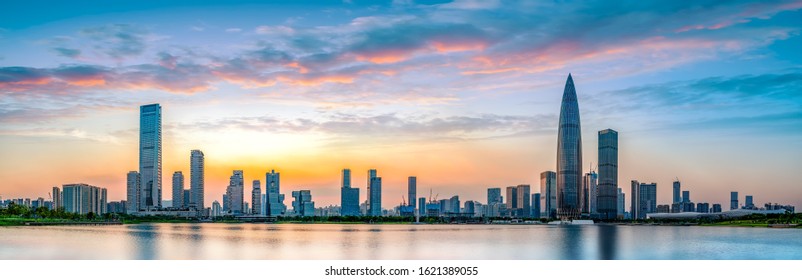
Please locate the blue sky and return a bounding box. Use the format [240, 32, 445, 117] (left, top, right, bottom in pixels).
[1, 0, 801, 210]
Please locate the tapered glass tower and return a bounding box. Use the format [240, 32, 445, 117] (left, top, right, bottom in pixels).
[556, 74, 582, 219]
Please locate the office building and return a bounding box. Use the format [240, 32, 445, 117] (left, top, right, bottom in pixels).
[487, 188, 502, 205]
[292, 190, 314, 216]
[682, 190, 690, 203]
[583, 171, 597, 214]
[745, 195, 754, 209]
[418, 197, 426, 216]
[532, 193, 541, 219]
[340, 169, 360, 216]
[368, 170, 382, 216]
[52, 186, 62, 210]
[464, 201, 475, 216]
[226, 170, 244, 215]
[540, 171, 557, 219]
[126, 171, 140, 213]
[631, 181, 657, 220]
[556, 74, 583, 219]
[712, 204, 722, 213]
[408, 176, 417, 209]
[673, 180, 681, 204]
[697, 203, 710, 213]
[139, 103, 162, 211]
[183, 190, 190, 209]
[516, 184, 531, 218]
[730, 192, 739, 210]
[190, 150, 204, 210]
[597, 128, 618, 219]
[252, 180, 261, 215]
[172, 171, 184, 208]
[617, 188, 625, 218]
[506, 186, 517, 215]
[266, 170, 285, 216]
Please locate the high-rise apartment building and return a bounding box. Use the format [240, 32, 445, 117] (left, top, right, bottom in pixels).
[266, 170, 285, 216]
[190, 150, 204, 211]
[62, 184, 107, 215]
[252, 180, 261, 215]
[340, 169, 360, 216]
[227, 170, 244, 215]
[172, 171, 184, 208]
[368, 170, 382, 216]
[408, 176, 417, 209]
[126, 171, 140, 213]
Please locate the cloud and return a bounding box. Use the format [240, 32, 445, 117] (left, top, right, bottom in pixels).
[78, 24, 151, 59]
[225, 28, 242, 33]
[174, 112, 555, 142]
[0, 128, 121, 144]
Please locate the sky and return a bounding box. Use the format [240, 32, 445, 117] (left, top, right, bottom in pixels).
[1, 0, 801, 211]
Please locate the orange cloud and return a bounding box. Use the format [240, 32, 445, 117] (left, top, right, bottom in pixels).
[431, 41, 487, 53]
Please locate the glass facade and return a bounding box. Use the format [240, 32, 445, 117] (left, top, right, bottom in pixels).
[190, 150, 204, 210]
[540, 171, 556, 219]
[598, 129, 618, 219]
[556, 74, 582, 219]
[139, 104, 161, 210]
[172, 171, 184, 209]
[340, 169, 360, 216]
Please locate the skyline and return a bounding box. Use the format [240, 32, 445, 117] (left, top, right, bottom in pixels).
[1, 1, 802, 210]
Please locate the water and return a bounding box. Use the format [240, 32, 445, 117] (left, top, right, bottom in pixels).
[1, 223, 800, 260]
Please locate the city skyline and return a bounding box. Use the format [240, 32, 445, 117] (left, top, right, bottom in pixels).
[1, 1, 801, 210]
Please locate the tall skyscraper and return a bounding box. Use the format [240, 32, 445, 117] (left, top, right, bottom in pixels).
[340, 169, 360, 216]
[672, 180, 681, 204]
[126, 171, 140, 213]
[583, 171, 597, 214]
[556, 74, 583, 219]
[540, 171, 557, 219]
[516, 185, 531, 218]
[252, 180, 261, 215]
[266, 170, 284, 216]
[227, 170, 244, 215]
[190, 150, 204, 211]
[532, 193, 541, 219]
[730, 191, 739, 210]
[139, 103, 161, 211]
[172, 171, 184, 209]
[597, 129, 618, 219]
[408, 176, 417, 209]
[368, 170, 382, 216]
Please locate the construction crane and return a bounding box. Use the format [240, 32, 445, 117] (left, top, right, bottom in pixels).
[401, 195, 407, 207]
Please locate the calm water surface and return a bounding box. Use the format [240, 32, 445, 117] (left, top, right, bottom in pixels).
[1, 223, 800, 260]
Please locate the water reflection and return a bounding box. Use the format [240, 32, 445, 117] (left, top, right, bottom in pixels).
[559, 226, 584, 259]
[597, 225, 617, 260]
[127, 224, 158, 259]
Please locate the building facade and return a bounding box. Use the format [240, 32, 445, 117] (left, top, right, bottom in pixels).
[597, 129, 618, 219]
[556, 74, 583, 219]
[139, 104, 162, 211]
[252, 180, 261, 215]
[292, 190, 314, 216]
[172, 171, 184, 209]
[62, 184, 107, 215]
[227, 170, 244, 215]
[340, 169, 360, 216]
[266, 170, 285, 216]
[126, 171, 140, 213]
[190, 150, 204, 211]
[540, 171, 557, 219]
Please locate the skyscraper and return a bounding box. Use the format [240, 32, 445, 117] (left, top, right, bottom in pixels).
[487, 188, 502, 205]
[190, 150, 204, 211]
[418, 197, 426, 216]
[582, 171, 597, 214]
[172, 171, 184, 209]
[682, 191, 690, 203]
[126, 171, 140, 213]
[597, 129, 618, 219]
[227, 170, 244, 215]
[540, 171, 557, 219]
[292, 190, 314, 216]
[252, 180, 261, 215]
[266, 170, 284, 216]
[672, 180, 681, 204]
[516, 185, 531, 218]
[368, 170, 382, 216]
[340, 169, 360, 216]
[617, 188, 625, 218]
[449, 195, 460, 214]
[532, 193, 541, 219]
[745, 195, 754, 209]
[139, 104, 162, 211]
[730, 191, 739, 210]
[632, 181, 657, 219]
[408, 176, 417, 209]
[52, 186, 62, 210]
[556, 74, 583, 219]
[505, 186, 517, 215]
